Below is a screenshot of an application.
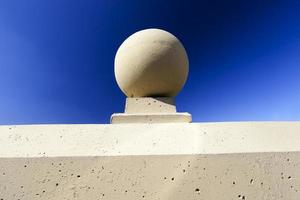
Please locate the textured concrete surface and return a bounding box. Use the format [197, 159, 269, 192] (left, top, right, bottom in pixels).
[0, 153, 299, 200]
[1, 122, 300, 199]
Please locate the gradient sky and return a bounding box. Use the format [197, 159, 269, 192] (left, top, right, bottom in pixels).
[0, 0, 300, 124]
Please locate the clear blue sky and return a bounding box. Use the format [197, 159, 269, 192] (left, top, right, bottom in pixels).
[1, 0, 300, 124]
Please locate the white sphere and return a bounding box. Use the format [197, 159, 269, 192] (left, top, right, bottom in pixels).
[114, 28, 189, 97]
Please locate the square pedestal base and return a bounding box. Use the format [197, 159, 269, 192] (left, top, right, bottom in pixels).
[110, 112, 192, 124]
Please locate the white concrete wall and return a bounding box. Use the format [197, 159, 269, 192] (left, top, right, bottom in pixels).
[0, 122, 300, 199]
[1, 122, 300, 157]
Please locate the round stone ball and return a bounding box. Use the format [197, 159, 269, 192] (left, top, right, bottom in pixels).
[114, 28, 189, 97]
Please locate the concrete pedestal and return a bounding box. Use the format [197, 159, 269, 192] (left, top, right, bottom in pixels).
[111, 97, 192, 123]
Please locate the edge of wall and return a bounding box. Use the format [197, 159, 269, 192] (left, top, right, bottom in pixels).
[0, 122, 299, 157]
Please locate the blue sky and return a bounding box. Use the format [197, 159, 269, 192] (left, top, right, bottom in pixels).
[0, 0, 300, 124]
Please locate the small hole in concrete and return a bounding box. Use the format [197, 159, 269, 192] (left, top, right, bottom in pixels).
[171, 177, 174, 181]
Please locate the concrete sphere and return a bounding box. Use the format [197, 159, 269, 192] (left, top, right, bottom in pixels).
[114, 29, 189, 97]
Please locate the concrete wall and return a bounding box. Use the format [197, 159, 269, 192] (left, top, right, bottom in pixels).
[0, 122, 300, 199]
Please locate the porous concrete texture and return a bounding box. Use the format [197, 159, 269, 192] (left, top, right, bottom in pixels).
[0, 122, 300, 199]
[1, 153, 299, 200]
[114, 29, 189, 97]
